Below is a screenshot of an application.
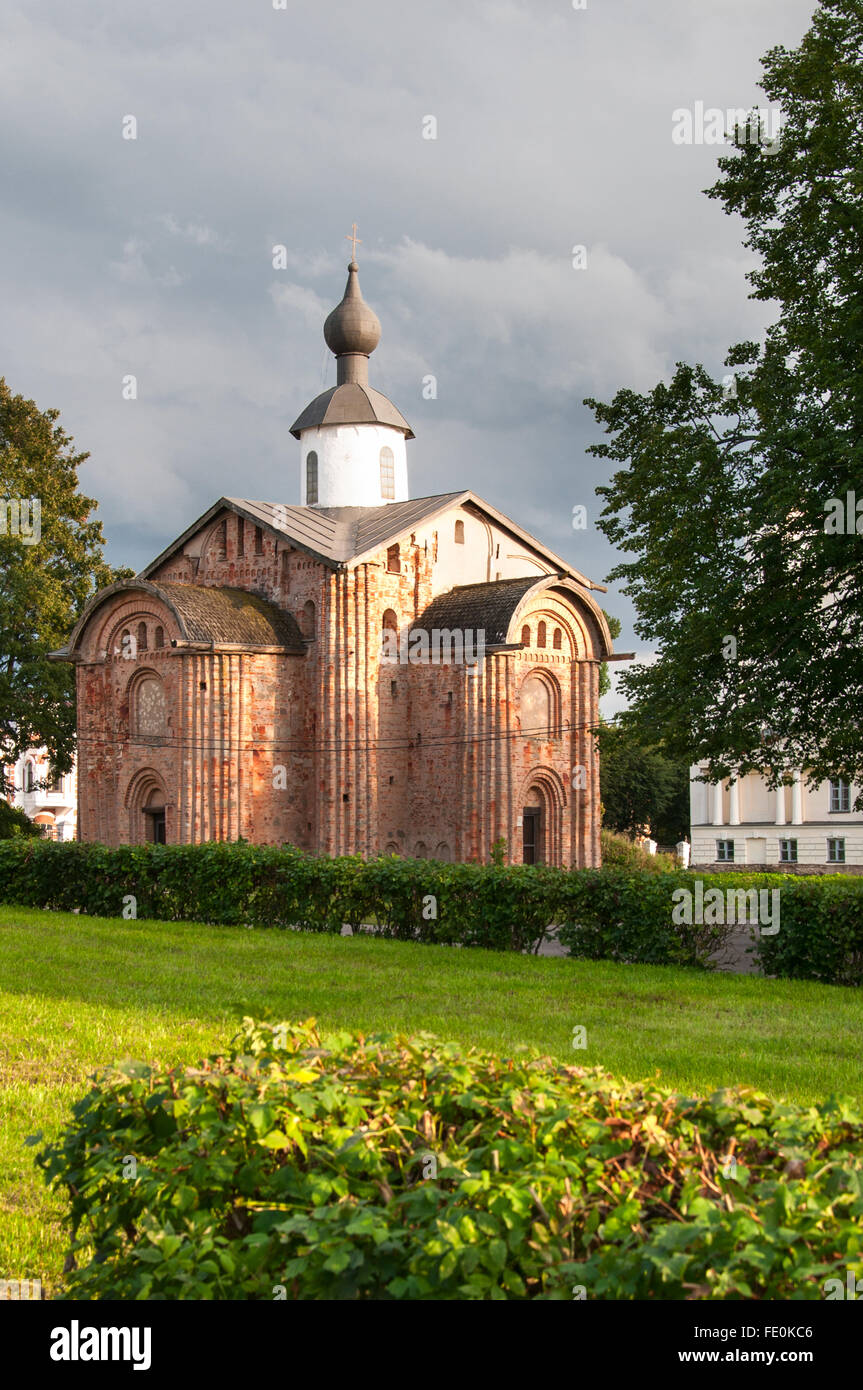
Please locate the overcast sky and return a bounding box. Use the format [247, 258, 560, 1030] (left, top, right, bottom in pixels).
[2, 0, 815, 713]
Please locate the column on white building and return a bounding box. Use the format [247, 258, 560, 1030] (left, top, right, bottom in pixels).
[729, 780, 741, 826]
[792, 770, 805, 826]
[775, 783, 786, 826]
[711, 781, 724, 826]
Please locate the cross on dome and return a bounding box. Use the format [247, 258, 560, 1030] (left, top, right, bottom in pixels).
[345, 221, 361, 264]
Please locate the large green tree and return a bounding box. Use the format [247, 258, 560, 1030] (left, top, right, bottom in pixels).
[0, 379, 123, 795]
[596, 720, 690, 844]
[588, 0, 863, 800]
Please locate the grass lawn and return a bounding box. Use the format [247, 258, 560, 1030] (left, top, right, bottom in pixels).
[2, 903, 862, 1296]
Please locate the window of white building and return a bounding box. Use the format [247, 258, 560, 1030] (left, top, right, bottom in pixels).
[829, 779, 850, 813]
[827, 837, 846, 864]
[716, 839, 734, 862]
[779, 838, 798, 863]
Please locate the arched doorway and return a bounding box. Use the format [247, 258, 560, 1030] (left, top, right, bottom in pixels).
[143, 787, 166, 844]
[522, 790, 544, 865]
[518, 770, 567, 866]
[125, 769, 170, 845]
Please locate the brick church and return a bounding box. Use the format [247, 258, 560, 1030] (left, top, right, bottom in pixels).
[54, 252, 616, 866]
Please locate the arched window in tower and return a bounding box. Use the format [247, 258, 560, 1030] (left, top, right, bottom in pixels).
[454, 519, 465, 545]
[302, 600, 316, 640]
[387, 544, 400, 574]
[134, 675, 168, 737]
[537, 621, 547, 649]
[137, 622, 148, 652]
[521, 624, 531, 647]
[24, 761, 36, 792]
[520, 674, 551, 735]
[553, 627, 562, 650]
[154, 626, 165, 649]
[306, 452, 318, 505]
[380, 446, 395, 500]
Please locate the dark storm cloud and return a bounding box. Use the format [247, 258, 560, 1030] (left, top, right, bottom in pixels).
[0, 0, 815, 710]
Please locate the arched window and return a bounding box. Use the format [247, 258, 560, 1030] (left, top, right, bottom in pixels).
[521, 624, 530, 647]
[254, 525, 264, 555]
[24, 761, 36, 792]
[154, 626, 165, 649]
[387, 544, 400, 574]
[134, 675, 168, 737]
[237, 516, 245, 556]
[381, 608, 398, 660]
[454, 519, 465, 544]
[217, 519, 227, 558]
[414, 842, 428, 860]
[537, 621, 547, 649]
[553, 627, 562, 650]
[280, 550, 291, 591]
[380, 447, 395, 500]
[137, 622, 148, 652]
[119, 628, 132, 658]
[303, 600, 316, 640]
[520, 674, 551, 735]
[306, 451, 318, 505]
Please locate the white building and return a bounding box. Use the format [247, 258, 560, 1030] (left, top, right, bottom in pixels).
[690, 766, 863, 871]
[4, 749, 78, 841]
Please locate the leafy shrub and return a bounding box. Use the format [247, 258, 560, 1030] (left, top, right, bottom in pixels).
[0, 800, 41, 839]
[753, 876, 863, 986]
[557, 869, 749, 968]
[34, 1019, 863, 1300]
[600, 828, 678, 874]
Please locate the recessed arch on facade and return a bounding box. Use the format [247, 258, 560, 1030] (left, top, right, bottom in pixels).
[508, 577, 613, 661]
[124, 767, 170, 844]
[127, 667, 169, 739]
[516, 766, 567, 866]
[519, 667, 562, 737]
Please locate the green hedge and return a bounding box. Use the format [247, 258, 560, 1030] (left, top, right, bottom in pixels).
[0, 840, 727, 965]
[33, 1018, 863, 1300]
[0, 840, 565, 954]
[1, 840, 862, 982]
[753, 876, 863, 986]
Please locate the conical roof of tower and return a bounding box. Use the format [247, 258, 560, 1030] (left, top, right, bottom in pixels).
[290, 381, 413, 439]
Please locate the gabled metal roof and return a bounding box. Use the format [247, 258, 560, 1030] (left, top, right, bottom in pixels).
[138, 490, 606, 590]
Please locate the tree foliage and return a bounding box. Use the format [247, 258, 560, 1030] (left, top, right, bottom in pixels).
[0, 379, 126, 794]
[596, 721, 690, 843]
[588, 0, 863, 797]
[0, 799, 41, 840]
